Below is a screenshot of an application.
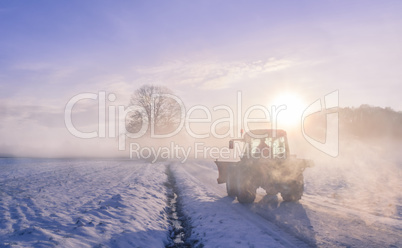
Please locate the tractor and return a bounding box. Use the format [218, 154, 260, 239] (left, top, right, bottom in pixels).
[215, 129, 313, 203]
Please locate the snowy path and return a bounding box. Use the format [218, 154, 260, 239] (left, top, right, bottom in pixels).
[171, 161, 310, 248]
[0, 159, 170, 248]
[174, 160, 402, 248]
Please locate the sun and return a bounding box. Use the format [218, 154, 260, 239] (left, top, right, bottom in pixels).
[270, 92, 306, 127]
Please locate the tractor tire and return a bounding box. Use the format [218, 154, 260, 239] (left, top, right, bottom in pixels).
[281, 175, 304, 202]
[226, 169, 237, 197]
[236, 169, 256, 204]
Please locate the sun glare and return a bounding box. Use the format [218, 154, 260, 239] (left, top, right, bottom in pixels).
[270, 93, 306, 127]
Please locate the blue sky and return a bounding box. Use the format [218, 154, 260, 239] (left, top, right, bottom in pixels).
[0, 0, 401, 156]
[1, 1, 401, 104]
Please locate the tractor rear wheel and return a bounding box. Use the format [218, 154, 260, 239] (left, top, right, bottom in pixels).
[281, 175, 304, 202]
[236, 169, 256, 204]
[226, 169, 237, 197]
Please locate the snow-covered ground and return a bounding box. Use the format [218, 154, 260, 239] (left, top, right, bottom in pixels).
[173, 160, 401, 247]
[170, 161, 309, 248]
[0, 159, 170, 247]
[0, 157, 401, 247]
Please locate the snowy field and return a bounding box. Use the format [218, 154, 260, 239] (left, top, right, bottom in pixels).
[0, 159, 169, 247]
[0, 157, 401, 247]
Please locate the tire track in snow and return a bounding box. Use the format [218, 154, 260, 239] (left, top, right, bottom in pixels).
[165, 164, 195, 248]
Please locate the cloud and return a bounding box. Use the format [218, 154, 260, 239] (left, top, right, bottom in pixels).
[0, 95, 101, 130]
[0, 103, 63, 135]
[2, 61, 78, 92]
[12, 62, 56, 72]
[0, 97, 119, 157]
[93, 76, 136, 106]
[133, 58, 295, 90]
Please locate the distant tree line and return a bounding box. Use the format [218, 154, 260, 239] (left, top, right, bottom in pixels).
[339, 105, 402, 139]
[306, 105, 402, 139]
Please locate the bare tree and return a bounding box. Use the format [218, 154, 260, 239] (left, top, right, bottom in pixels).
[128, 84, 182, 135]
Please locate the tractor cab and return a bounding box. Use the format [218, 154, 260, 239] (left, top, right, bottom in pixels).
[229, 129, 290, 160]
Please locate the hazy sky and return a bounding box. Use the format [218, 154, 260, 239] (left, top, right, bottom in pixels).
[1, 0, 401, 157]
